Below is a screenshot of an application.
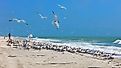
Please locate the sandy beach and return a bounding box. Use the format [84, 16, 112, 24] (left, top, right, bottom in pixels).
[1, 0, 121, 68]
[0, 36, 121, 68]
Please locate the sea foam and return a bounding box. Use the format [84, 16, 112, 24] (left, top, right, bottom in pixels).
[32, 37, 121, 54]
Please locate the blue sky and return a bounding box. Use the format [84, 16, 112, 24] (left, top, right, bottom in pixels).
[0, 0, 121, 37]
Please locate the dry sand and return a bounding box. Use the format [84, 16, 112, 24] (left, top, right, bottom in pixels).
[0, 36, 121, 68]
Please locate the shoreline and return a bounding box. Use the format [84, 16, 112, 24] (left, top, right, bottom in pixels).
[0, 36, 121, 68]
[1, 36, 121, 58]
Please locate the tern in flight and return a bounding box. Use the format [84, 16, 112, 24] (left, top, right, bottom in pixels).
[38, 14, 47, 20]
[9, 18, 28, 25]
[57, 4, 67, 10]
[52, 11, 60, 29]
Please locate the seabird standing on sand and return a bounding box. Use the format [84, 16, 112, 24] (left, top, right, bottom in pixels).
[57, 4, 67, 10]
[52, 11, 60, 29]
[38, 14, 47, 20]
[9, 18, 28, 25]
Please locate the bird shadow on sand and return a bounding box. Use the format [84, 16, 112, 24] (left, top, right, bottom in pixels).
[88, 67, 102, 68]
[8, 55, 17, 57]
[37, 54, 45, 57]
[42, 62, 77, 65]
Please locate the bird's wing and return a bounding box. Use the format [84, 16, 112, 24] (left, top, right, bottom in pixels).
[25, 23, 29, 25]
[39, 14, 47, 19]
[54, 15, 58, 20]
[13, 18, 18, 21]
[52, 11, 57, 20]
[9, 19, 13, 22]
[63, 7, 67, 10]
[43, 17, 47, 19]
[55, 22, 59, 29]
[58, 4, 67, 10]
[53, 20, 59, 29]
[52, 11, 55, 15]
[58, 20, 60, 23]
[21, 20, 26, 23]
[13, 18, 18, 20]
[38, 14, 43, 17]
[57, 4, 61, 7]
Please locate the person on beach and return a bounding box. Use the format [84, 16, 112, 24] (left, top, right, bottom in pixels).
[3, 36, 6, 39]
[8, 33, 11, 39]
[7, 33, 13, 46]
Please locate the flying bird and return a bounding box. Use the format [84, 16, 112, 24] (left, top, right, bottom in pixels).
[57, 4, 67, 10]
[9, 18, 28, 25]
[52, 11, 60, 29]
[38, 14, 47, 20]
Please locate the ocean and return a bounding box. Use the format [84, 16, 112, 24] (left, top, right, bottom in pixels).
[32, 36, 121, 54]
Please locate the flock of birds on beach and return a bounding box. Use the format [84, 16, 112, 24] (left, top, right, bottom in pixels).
[12, 39, 115, 60]
[8, 4, 67, 29]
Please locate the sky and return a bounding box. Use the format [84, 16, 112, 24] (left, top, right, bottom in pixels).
[0, 0, 121, 37]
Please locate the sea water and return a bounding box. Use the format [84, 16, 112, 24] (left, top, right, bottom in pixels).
[32, 36, 121, 54]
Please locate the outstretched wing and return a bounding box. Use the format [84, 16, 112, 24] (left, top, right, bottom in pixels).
[57, 4, 67, 10]
[9, 19, 13, 22]
[21, 20, 26, 23]
[52, 11, 55, 15]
